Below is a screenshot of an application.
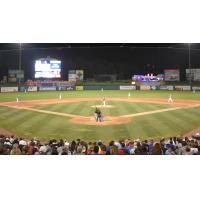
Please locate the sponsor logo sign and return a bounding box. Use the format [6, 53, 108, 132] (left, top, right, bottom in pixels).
[150, 86, 157, 90]
[58, 86, 74, 91]
[27, 86, 37, 92]
[119, 85, 136, 90]
[1, 87, 18, 92]
[140, 85, 151, 90]
[192, 86, 200, 91]
[39, 86, 57, 91]
[159, 85, 174, 90]
[175, 86, 191, 91]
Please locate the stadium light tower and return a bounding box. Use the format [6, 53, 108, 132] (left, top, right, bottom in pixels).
[19, 43, 22, 70]
[18, 43, 22, 85]
[188, 43, 192, 87]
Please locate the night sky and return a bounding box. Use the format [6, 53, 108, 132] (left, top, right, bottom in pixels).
[0, 43, 199, 81]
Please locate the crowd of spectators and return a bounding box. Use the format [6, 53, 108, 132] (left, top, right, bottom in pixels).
[0, 134, 200, 155]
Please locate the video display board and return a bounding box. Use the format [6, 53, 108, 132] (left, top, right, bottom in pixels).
[35, 59, 61, 78]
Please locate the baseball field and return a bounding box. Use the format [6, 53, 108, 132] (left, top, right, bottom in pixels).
[0, 90, 200, 142]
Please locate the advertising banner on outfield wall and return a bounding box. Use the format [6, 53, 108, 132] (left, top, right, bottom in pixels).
[150, 86, 158, 90]
[140, 85, 151, 90]
[27, 86, 37, 92]
[1, 87, 18, 92]
[39, 86, 57, 91]
[84, 85, 119, 90]
[175, 86, 191, 91]
[19, 86, 37, 92]
[76, 86, 84, 91]
[19, 86, 26, 92]
[119, 85, 136, 90]
[159, 85, 174, 90]
[192, 86, 200, 91]
[58, 86, 74, 91]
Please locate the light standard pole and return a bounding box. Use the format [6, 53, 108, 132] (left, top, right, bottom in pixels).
[18, 43, 22, 85]
[188, 43, 192, 87]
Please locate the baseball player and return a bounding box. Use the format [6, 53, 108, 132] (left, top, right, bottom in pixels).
[16, 96, 19, 103]
[59, 93, 62, 100]
[168, 94, 173, 103]
[102, 97, 106, 107]
[95, 108, 102, 122]
[128, 92, 131, 97]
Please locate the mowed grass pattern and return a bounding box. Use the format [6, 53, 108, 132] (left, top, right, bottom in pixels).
[1, 105, 200, 142]
[34, 101, 172, 116]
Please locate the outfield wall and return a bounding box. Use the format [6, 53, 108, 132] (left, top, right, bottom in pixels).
[0, 85, 199, 92]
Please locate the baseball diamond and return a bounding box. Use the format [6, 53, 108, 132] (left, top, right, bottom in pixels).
[0, 90, 200, 142]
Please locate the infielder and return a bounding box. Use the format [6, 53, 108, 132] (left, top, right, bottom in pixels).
[168, 94, 173, 103]
[16, 96, 19, 103]
[59, 93, 62, 100]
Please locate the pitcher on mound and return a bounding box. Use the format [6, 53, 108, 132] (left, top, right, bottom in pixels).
[102, 97, 106, 107]
[168, 94, 173, 103]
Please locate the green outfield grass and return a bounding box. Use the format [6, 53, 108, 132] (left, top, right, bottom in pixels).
[0, 90, 200, 142]
[34, 101, 172, 116]
[0, 90, 200, 102]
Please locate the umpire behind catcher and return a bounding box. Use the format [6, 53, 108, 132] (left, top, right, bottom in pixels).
[95, 107, 102, 122]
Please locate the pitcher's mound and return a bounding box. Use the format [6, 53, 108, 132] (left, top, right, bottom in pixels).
[91, 105, 114, 108]
[70, 116, 130, 126]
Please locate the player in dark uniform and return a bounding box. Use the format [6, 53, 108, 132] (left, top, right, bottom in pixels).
[95, 107, 102, 122]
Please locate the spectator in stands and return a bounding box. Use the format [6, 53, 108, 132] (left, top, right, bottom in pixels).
[10, 143, 21, 155]
[89, 145, 99, 155]
[165, 146, 176, 155]
[110, 145, 119, 155]
[152, 143, 163, 155]
[0, 133, 199, 155]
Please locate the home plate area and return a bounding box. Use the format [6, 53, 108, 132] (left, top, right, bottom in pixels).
[70, 115, 130, 126]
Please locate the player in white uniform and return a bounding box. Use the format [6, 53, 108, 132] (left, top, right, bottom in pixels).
[168, 94, 173, 103]
[102, 97, 106, 107]
[16, 96, 19, 103]
[128, 92, 131, 97]
[59, 93, 62, 100]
